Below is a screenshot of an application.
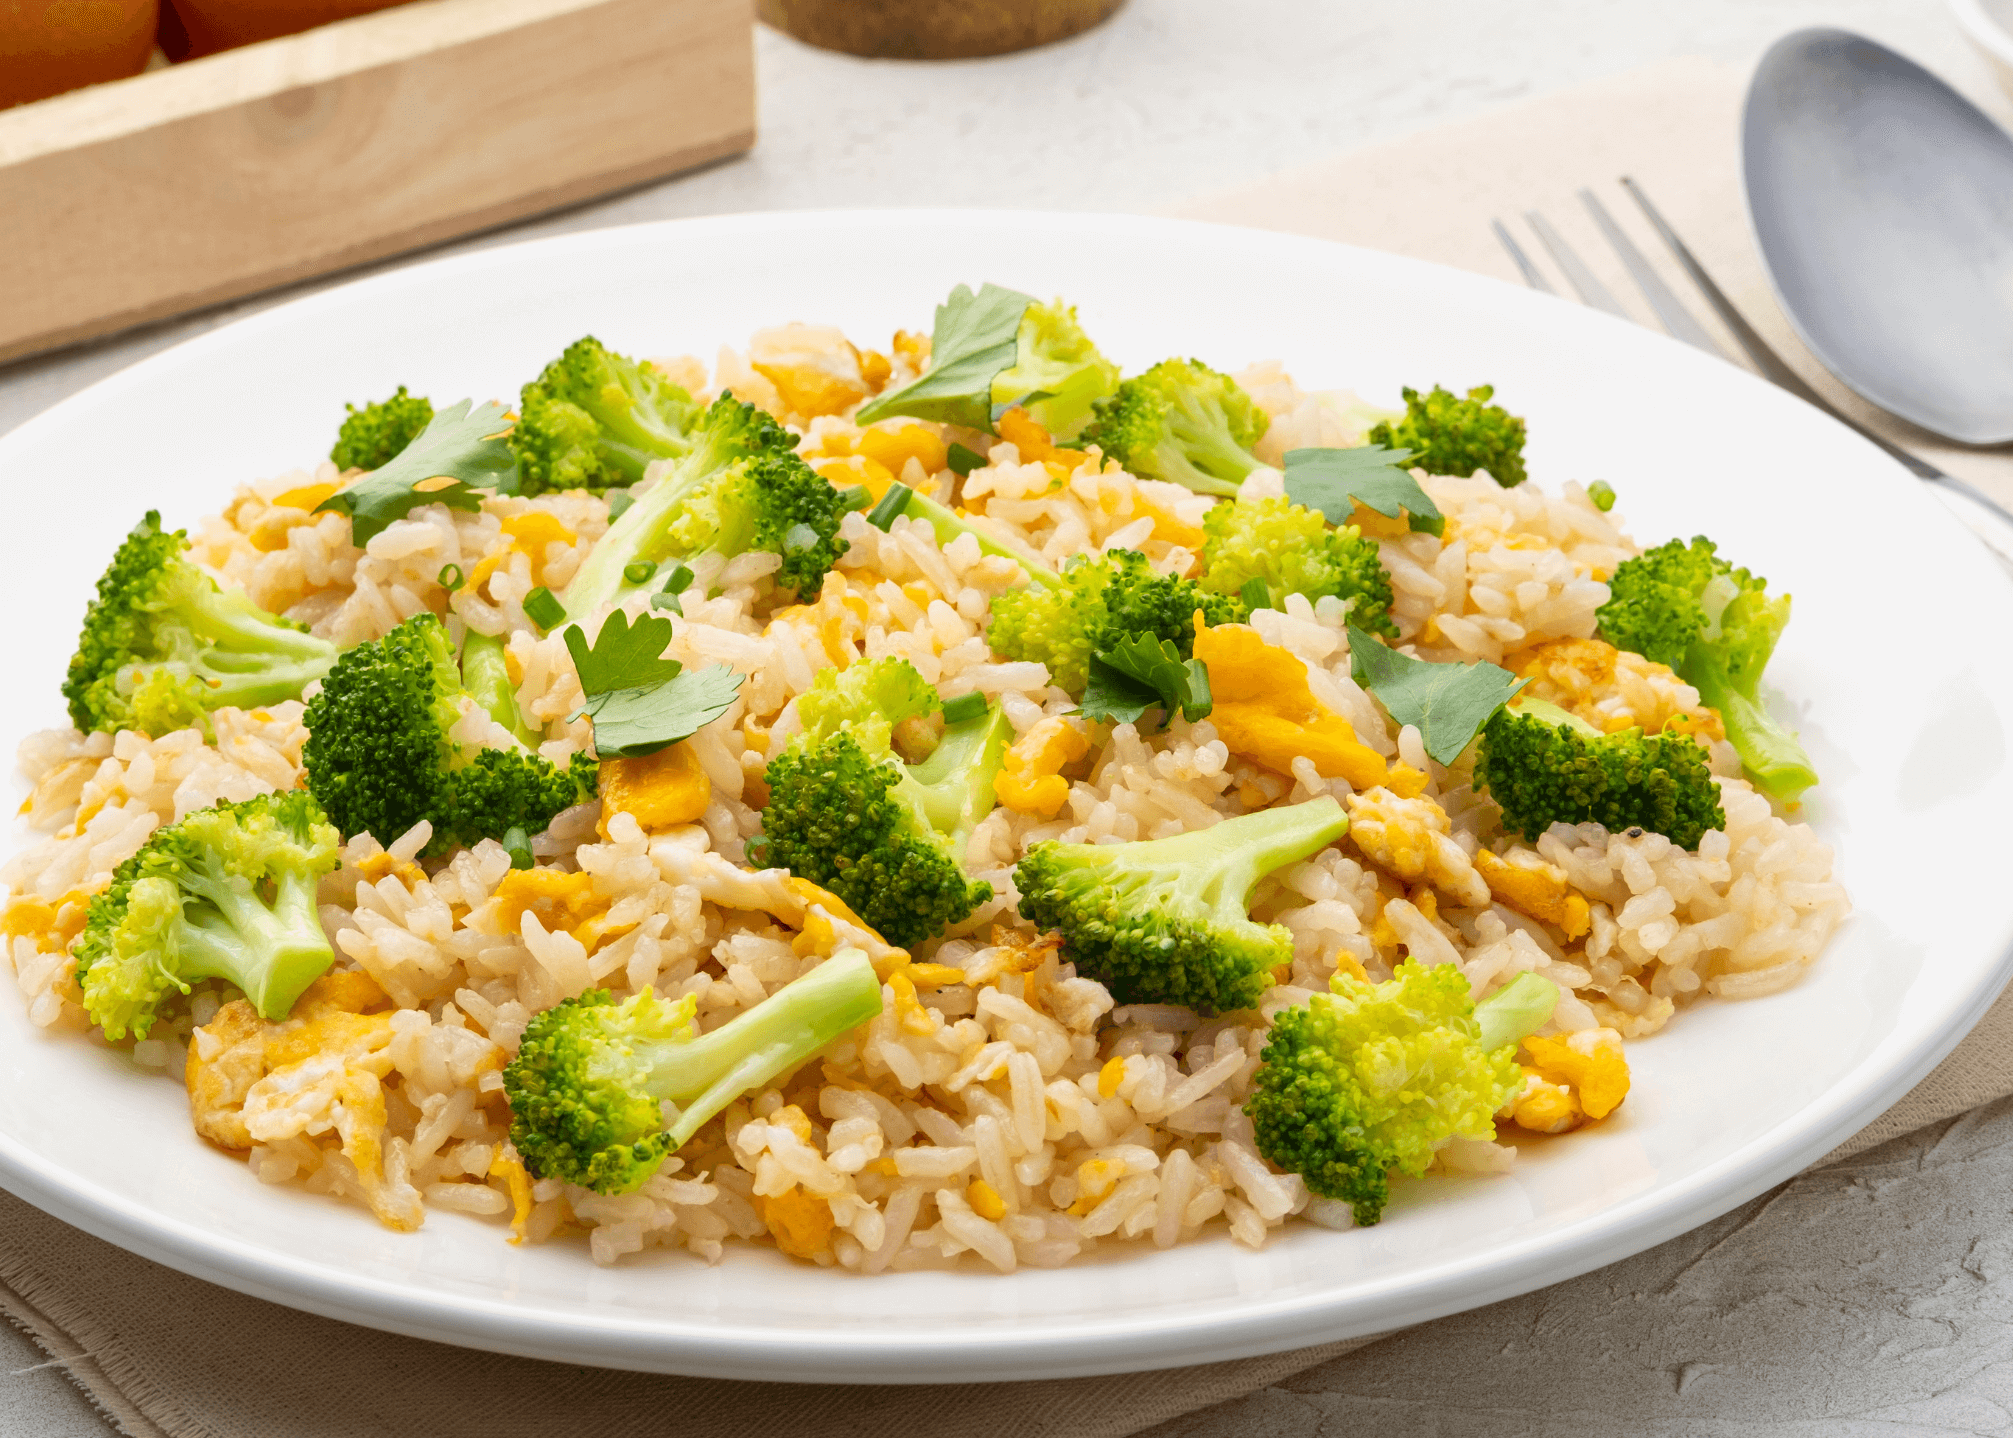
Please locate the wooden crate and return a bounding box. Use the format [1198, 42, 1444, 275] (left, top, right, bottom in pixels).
[0, 0, 756, 364]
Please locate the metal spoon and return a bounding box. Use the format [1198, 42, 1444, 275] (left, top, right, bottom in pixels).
[1744, 28, 2013, 445]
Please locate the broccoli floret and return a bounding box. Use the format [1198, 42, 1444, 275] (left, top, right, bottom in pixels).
[1247, 964, 1558, 1226]
[1474, 700, 1726, 849]
[1367, 384, 1527, 488]
[510, 336, 704, 496]
[1014, 796, 1349, 1013]
[72, 791, 341, 1042]
[987, 548, 1242, 694]
[1198, 495, 1396, 637]
[63, 512, 340, 738]
[1080, 359, 1270, 498]
[303, 613, 595, 858]
[1594, 535, 1728, 670]
[990, 299, 1123, 441]
[750, 657, 1010, 948]
[331, 387, 434, 472]
[558, 393, 848, 619]
[1597, 536, 1816, 803]
[505, 949, 885, 1193]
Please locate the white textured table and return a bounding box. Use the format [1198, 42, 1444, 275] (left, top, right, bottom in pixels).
[0, 3, 2000, 1433]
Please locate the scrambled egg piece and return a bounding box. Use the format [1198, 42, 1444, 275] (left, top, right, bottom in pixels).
[489, 1147, 534, 1243]
[785, 877, 910, 974]
[1194, 621, 1390, 789]
[1346, 787, 1489, 907]
[1474, 848, 1592, 940]
[186, 972, 422, 1230]
[468, 511, 577, 596]
[1508, 1028, 1631, 1134]
[248, 480, 342, 552]
[810, 451, 896, 501]
[490, 868, 631, 953]
[752, 1186, 836, 1259]
[748, 324, 873, 420]
[1506, 638, 1724, 741]
[598, 742, 712, 837]
[1346, 501, 1414, 541]
[995, 715, 1091, 817]
[356, 850, 427, 889]
[1135, 490, 1208, 548]
[1069, 1157, 1124, 1215]
[966, 1179, 1007, 1221]
[995, 407, 1089, 477]
[856, 422, 948, 481]
[0, 888, 92, 956]
[768, 573, 874, 669]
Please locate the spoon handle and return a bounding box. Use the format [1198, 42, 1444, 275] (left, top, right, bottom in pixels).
[1618, 177, 2013, 520]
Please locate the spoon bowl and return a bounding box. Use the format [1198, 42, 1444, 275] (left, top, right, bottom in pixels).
[1744, 28, 2013, 444]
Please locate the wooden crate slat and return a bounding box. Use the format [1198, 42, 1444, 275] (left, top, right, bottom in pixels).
[0, 0, 755, 364]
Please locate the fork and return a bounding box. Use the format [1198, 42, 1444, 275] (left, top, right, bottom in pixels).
[1493, 179, 2013, 541]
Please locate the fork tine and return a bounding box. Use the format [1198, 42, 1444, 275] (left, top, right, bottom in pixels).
[1616, 176, 1820, 396]
[1492, 219, 1555, 294]
[1577, 189, 1728, 360]
[1523, 211, 1629, 318]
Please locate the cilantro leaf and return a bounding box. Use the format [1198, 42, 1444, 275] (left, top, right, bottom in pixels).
[562, 610, 743, 759]
[1080, 632, 1213, 731]
[1284, 445, 1445, 537]
[565, 608, 683, 694]
[856, 282, 1034, 432]
[1346, 623, 1524, 765]
[316, 398, 517, 546]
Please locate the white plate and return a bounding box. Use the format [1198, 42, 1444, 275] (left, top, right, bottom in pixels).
[0, 211, 2008, 1384]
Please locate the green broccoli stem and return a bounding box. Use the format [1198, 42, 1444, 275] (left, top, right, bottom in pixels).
[1685, 650, 1817, 804]
[902, 700, 1013, 846]
[460, 631, 542, 750]
[873, 485, 1062, 591]
[1511, 697, 1599, 737]
[652, 949, 885, 1149]
[186, 585, 339, 702]
[1166, 407, 1267, 494]
[1196, 797, 1344, 913]
[1105, 795, 1349, 921]
[561, 467, 716, 622]
[174, 868, 333, 1019]
[1473, 972, 1560, 1052]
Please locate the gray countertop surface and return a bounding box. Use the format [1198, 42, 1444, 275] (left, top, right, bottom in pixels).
[1, 2, 2006, 1433]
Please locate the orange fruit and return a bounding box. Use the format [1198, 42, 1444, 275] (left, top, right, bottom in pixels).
[160, 0, 404, 60]
[0, 0, 159, 110]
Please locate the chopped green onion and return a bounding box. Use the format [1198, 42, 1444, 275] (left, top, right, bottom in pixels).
[523, 587, 565, 631]
[437, 563, 465, 592]
[502, 826, 535, 870]
[1587, 480, 1617, 512]
[1182, 658, 1212, 720]
[838, 485, 874, 513]
[648, 562, 693, 615]
[867, 483, 914, 532]
[623, 560, 656, 586]
[940, 691, 988, 725]
[946, 443, 988, 476]
[1239, 577, 1271, 613]
[606, 489, 636, 520]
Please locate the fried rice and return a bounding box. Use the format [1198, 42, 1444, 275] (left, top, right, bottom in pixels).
[0, 325, 1849, 1272]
